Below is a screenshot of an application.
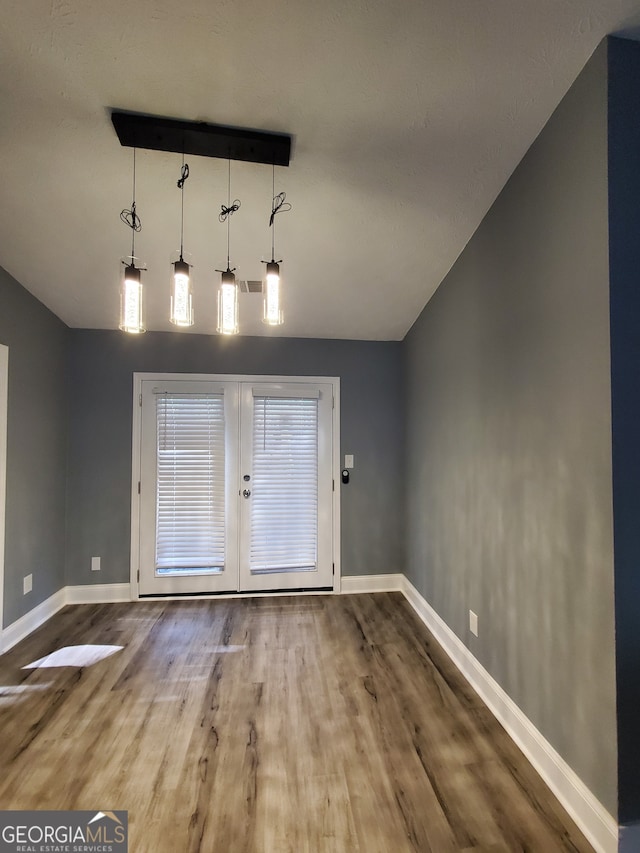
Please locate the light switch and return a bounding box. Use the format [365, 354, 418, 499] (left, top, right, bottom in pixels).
[345, 454, 354, 469]
[469, 610, 478, 637]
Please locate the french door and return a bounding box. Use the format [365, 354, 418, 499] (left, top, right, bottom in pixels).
[136, 376, 336, 595]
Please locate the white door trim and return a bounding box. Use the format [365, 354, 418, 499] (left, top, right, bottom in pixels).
[130, 372, 341, 599]
[0, 345, 7, 650]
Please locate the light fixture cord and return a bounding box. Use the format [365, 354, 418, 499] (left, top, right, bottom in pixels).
[227, 158, 230, 268]
[218, 156, 240, 271]
[120, 147, 142, 262]
[268, 163, 291, 261]
[177, 155, 189, 261]
[271, 163, 275, 259]
[131, 147, 136, 260]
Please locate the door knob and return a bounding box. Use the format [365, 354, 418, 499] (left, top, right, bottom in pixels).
[243, 488, 251, 498]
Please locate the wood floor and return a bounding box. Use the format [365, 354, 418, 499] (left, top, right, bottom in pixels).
[0, 593, 593, 852]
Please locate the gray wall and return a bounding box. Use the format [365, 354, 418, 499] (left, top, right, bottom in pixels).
[607, 37, 640, 829]
[0, 265, 68, 628]
[404, 42, 617, 815]
[65, 330, 404, 586]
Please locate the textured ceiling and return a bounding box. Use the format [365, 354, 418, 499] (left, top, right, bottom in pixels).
[1, 0, 640, 340]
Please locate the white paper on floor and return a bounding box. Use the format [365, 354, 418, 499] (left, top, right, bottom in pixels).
[22, 644, 123, 669]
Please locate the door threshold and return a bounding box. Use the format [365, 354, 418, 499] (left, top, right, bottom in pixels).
[138, 586, 335, 601]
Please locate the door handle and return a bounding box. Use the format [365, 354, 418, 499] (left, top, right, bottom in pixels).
[243, 488, 251, 498]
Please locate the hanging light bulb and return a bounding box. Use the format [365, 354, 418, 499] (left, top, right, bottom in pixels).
[118, 148, 146, 334]
[216, 159, 240, 335]
[170, 259, 193, 327]
[262, 166, 290, 326]
[170, 160, 194, 327]
[263, 260, 282, 326]
[119, 262, 145, 334]
[217, 268, 239, 335]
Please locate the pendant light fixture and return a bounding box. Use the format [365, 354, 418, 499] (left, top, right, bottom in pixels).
[216, 160, 240, 335]
[119, 148, 146, 334]
[170, 158, 194, 327]
[262, 165, 291, 326]
[112, 113, 294, 337]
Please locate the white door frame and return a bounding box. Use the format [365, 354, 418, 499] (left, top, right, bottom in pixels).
[130, 372, 341, 599]
[0, 345, 8, 649]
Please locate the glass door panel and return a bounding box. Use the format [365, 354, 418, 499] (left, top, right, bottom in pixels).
[238, 383, 334, 591]
[139, 380, 239, 595]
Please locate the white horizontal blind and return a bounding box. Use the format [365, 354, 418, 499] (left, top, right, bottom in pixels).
[155, 393, 225, 573]
[250, 395, 318, 573]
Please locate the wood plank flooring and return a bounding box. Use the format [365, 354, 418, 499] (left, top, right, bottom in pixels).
[0, 593, 594, 852]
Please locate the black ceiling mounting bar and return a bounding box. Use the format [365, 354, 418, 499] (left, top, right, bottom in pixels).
[111, 111, 292, 167]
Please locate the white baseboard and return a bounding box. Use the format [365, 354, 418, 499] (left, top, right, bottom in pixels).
[1, 583, 132, 653]
[66, 583, 131, 605]
[1, 588, 67, 653]
[340, 573, 404, 593]
[401, 576, 618, 853]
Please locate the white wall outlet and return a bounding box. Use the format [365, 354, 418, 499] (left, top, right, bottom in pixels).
[23, 574, 32, 595]
[91, 556, 101, 572]
[469, 610, 478, 637]
[345, 454, 354, 469]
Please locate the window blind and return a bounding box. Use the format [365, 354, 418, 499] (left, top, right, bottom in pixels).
[155, 393, 225, 573]
[250, 395, 318, 573]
